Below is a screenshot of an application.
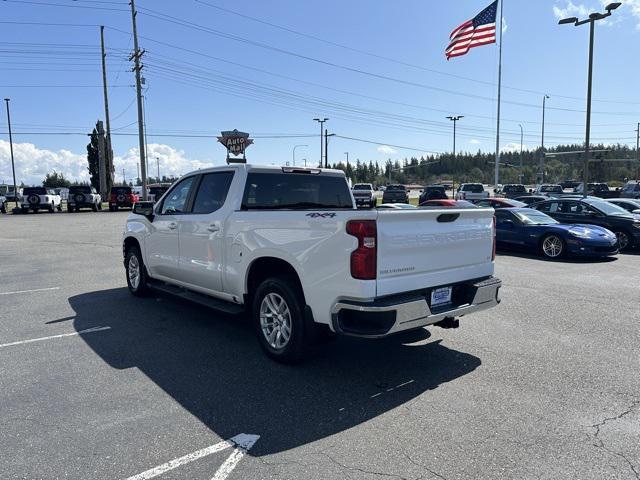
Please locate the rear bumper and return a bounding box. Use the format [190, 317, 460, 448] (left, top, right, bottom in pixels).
[331, 276, 501, 338]
[354, 197, 374, 205]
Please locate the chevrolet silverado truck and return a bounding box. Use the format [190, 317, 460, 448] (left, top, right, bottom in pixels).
[455, 183, 490, 201]
[122, 165, 501, 363]
[20, 187, 62, 213]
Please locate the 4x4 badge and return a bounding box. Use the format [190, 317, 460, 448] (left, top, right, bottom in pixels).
[306, 213, 336, 218]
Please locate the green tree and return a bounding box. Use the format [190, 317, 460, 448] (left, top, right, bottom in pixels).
[86, 128, 100, 191]
[42, 170, 71, 188]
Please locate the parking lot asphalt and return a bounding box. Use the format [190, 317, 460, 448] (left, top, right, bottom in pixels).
[1, 211, 639, 480]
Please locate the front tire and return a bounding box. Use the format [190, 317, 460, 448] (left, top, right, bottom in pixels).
[67, 205, 74, 213]
[49, 203, 55, 213]
[0, 202, 5, 214]
[253, 276, 308, 363]
[125, 246, 149, 297]
[541, 234, 565, 259]
[613, 230, 630, 251]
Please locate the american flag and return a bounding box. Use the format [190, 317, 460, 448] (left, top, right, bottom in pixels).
[446, 1, 498, 60]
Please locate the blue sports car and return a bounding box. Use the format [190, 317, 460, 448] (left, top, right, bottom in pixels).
[495, 208, 618, 259]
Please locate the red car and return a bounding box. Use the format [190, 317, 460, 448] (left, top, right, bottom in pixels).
[474, 198, 527, 209]
[420, 199, 476, 208]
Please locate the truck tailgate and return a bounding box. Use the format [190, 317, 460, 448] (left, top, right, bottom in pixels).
[376, 208, 494, 297]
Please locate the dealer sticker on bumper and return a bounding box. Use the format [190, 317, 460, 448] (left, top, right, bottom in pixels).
[431, 286, 452, 307]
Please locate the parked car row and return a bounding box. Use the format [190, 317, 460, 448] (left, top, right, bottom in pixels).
[1, 184, 173, 215]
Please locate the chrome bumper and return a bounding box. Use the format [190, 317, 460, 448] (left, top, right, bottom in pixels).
[331, 277, 501, 338]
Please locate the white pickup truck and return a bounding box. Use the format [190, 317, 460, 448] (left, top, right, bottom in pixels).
[123, 165, 501, 362]
[21, 187, 62, 213]
[455, 183, 490, 201]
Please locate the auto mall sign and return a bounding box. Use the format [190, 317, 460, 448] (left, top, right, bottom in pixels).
[217, 129, 254, 164]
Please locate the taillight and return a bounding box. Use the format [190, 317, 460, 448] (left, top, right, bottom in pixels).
[492, 216, 496, 261]
[346, 220, 377, 280]
[109, 193, 116, 202]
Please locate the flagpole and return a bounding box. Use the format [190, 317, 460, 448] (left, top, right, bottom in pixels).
[494, 0, 504, 189]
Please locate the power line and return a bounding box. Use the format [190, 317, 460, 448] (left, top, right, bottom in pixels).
[1, 0, 129, 12]
[193, 0, 639, 106]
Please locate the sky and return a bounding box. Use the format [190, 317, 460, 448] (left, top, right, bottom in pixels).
[0, 0, 639, 186]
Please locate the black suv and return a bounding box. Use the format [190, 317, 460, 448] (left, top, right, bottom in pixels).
[499, 184, 527, 198]
[382, 184, 409, 204]
[418, 185, 448, 204]
[533, 197, 640, 250]
[68, 185, 101, 212]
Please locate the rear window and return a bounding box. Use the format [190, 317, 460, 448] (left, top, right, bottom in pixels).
[386, 185, 406, 191]
[541, 185, 562, 193]
[23, 187, 46, 195]
[70, 186, 91, 194]
[111, 187, 132, 195]
[242, 172, 353, 210]
[353, 184, 372, 191]
[462, 184, 484, 193]
[503, 185, 526, 193]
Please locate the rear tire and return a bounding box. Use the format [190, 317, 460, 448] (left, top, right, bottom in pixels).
[49, 203, 55, 213]
[57, 204, 62, 212]
[125, 246, 149, 297]
[0, 202, 5, 214]
[67, 205, 74, 213]
[252, 276, 308, 363]
[91, 202, 98, 212]
[541, 234, 565, 260]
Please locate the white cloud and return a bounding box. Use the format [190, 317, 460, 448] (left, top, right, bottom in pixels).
[501, 142, 531, 153]
[0, 139, 88, 186]
[376, 145, 397, 155]
[0, 139, 213, 186]
[469, 139, 482, 145]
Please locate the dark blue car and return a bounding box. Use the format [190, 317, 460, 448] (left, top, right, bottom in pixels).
[495, 208, 618, 260]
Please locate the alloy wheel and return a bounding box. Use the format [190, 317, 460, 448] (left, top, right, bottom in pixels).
[128, 255, 140, 289]
[260, 293, 292, 350]
[542, 235, 563, 258]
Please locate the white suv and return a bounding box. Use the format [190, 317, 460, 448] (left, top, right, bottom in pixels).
[20, 187, 62, 213]
[67, 185, 102, 212]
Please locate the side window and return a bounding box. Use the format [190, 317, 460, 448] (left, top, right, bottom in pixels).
[192, 172, 234, 214]
[563, 202, 582, 214]
[160, 177, 195, 215]
[538, 202, 558, 213]
[495, 210, 511, 224]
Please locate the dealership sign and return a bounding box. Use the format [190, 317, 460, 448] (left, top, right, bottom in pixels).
[217, 130, 253, 163]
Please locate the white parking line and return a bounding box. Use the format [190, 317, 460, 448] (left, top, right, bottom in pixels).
[0, 287, 60, 296]
[124, 434, 259, 480]
[0, 326, 111, 349]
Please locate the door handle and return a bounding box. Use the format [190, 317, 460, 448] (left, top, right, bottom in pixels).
[207, 224, 220, 232]
[168, 222, 178, 230]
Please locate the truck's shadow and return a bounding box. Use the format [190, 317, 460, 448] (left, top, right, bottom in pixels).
[71, 288, 481, 456]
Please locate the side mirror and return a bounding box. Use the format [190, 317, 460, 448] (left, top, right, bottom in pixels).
[133, 201, 154, 219]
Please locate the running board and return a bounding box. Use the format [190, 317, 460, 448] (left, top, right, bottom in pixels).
[148, 282, 245, 315]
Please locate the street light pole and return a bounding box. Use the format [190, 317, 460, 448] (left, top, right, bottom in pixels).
[4, 98, 17, 209]
[540, 95, 549, 184]
[560, 2, 621, 198]
[447, 115, 463, 197]
[292, 144, 307, 167]
[313, 118, 328, 167]
[519, 124, 524, 184]
[156, 156, 160, 181]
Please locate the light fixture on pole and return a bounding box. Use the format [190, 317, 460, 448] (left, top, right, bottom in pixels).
[447, 115, 463, 196]
[559, 2, 621, 198]
[3, 98, 17, 209]
[313, 118, 328, 167]
[292, 144, 307, 167]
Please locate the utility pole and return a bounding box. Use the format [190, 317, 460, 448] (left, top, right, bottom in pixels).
[4, 98, 17, 209]
[156, 156, 160, 180]
[97, 121, 107, 196]
[540, 95, 550, 185]
[636, 122, 639, 164]
[313, 118, 328, 167]
[344, 152, 349, 167]
[129, 0, 147, 200]
[100, 26, 113, 196]
[447, 115, 463, 196]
